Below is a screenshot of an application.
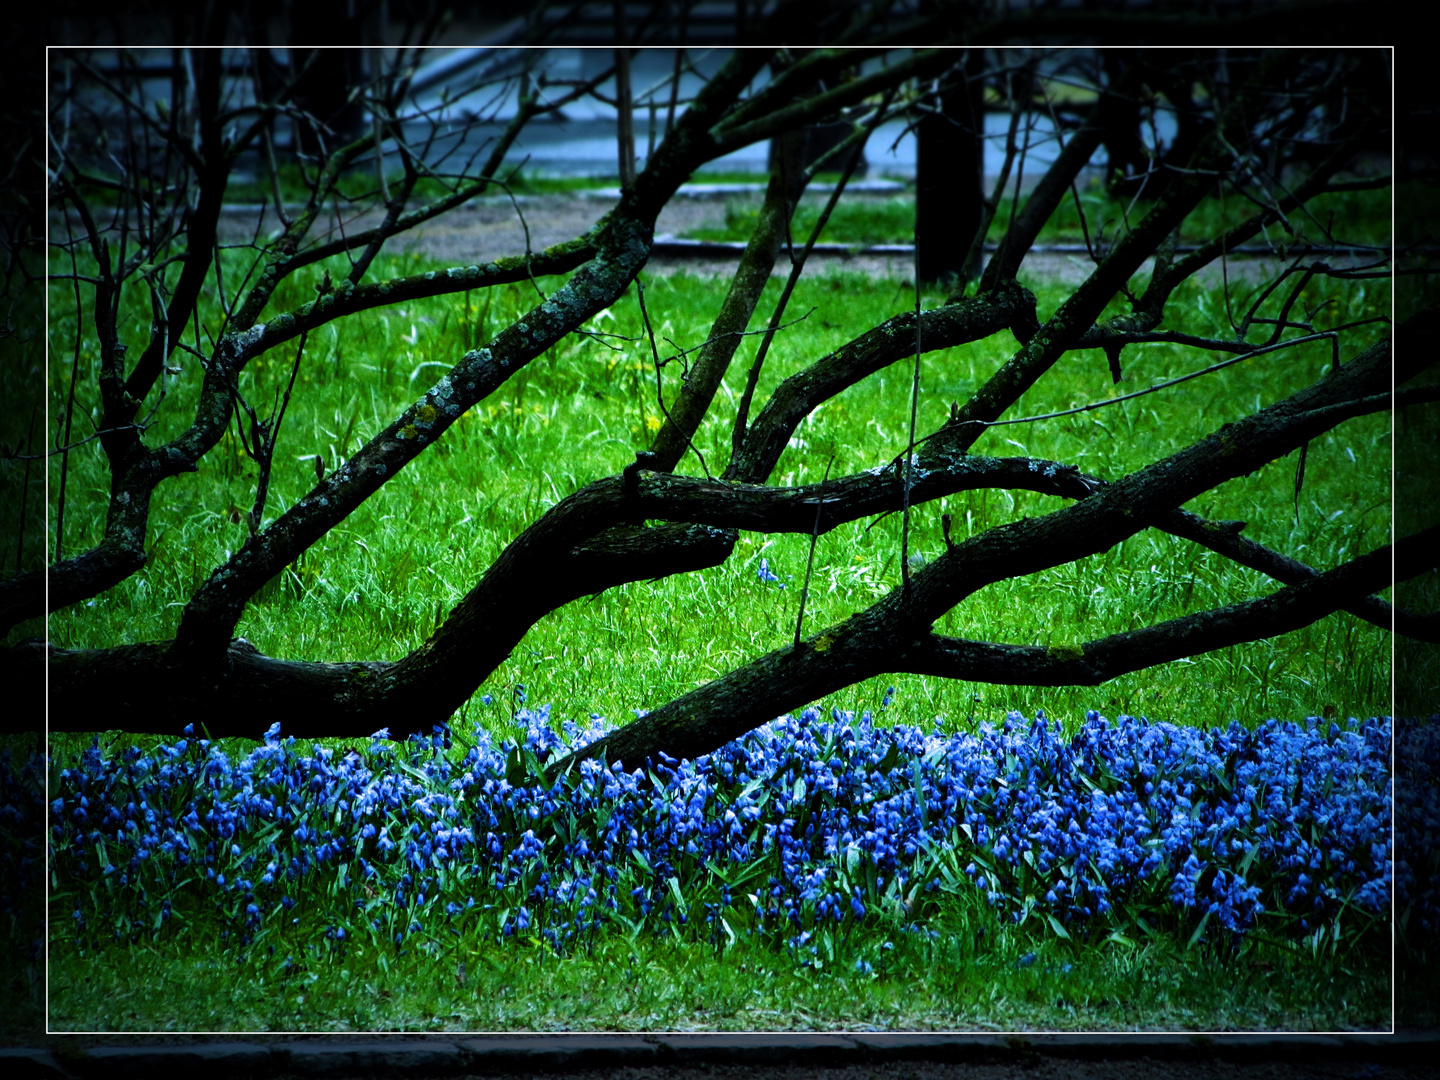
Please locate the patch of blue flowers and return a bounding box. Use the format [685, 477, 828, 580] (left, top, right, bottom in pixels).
[26, 709, 1422, 961]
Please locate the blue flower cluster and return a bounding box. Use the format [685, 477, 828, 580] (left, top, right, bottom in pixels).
[34, 708, 1406, 959]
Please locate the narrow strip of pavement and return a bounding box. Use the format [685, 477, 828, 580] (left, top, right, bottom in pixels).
[3, 1031, 1438, 1079]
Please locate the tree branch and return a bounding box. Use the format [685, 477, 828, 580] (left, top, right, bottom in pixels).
[727, 281, 1037, 483]
[648, 128, 806, 473]
[978, 63, 1143, 291]
[908, 528, 1435, 685]
[553, 314, 1412, 772]
[165, 48, 779, 663]
[284, 67, 615, 275]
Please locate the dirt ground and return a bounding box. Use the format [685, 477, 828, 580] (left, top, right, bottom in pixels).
[213, 191, 1333, 285]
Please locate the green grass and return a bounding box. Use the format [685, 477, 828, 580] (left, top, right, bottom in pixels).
[684, 180, 1390, 251]
[687, 195, 919, 245]
[27, 234, 1395, 1032]
[33, 251, 1392, 731]
[45, 887, 1388, 1032]
[33, 865, 1394, 1033]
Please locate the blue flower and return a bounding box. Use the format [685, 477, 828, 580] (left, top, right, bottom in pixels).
[35, 702, 1404, 964]
[757, 558, 785, 587]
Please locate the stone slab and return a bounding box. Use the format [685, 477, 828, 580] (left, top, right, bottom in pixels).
[11, 1028, 1440, 1078]
[64, 1042, 275, 1078]
[847, 1033, 1013, 1060]
[653, 1033, 858, 1064]
[276, 1040, 464, 1076]
[458, 1035, 659, 1071]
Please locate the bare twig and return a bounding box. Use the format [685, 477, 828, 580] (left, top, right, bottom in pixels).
[636, 276, 710, 479]
[730, 89, 894, 459]
[242, 330, 309, 534]
[794, 455, 837, 649]
[939, 331, 1339, 438]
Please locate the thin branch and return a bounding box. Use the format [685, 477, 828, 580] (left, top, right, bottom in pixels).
[941, 331, 1337, 436]
[794, 454, 836, 650]
[729, 92, 889, 463]
[910, 530, 1432, 686]
[636, 276, 710, 480]
[245, 328, 308, 535]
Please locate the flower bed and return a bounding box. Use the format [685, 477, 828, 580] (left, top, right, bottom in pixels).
[30, 707, 1412, 964]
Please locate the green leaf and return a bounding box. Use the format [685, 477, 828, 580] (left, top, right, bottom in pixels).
[911, 760, 926, 825]
[601, 908, 640, 936]
[1238, 841, 1261, 878]
[667, 875, 687, 917]
[504, 748, 529, 788]
[1209, 762, 1233, 793]
[720, 854, 773, 891]
[818, 729, 837, 764]
[1187, 909, 1212, 949]
[1046, 913, 1071, 940]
